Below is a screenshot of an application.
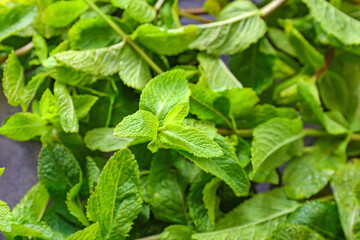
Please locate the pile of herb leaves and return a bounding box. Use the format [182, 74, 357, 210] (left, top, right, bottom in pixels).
[1, 0, 360, 239]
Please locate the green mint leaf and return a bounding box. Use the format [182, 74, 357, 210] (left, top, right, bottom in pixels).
[114, 110, 159, 142]
[183, 119, 217, 139]
[189, 1, 266, 55]
[0, 168, 4, 178]
[119, 44, 152, 90]
[181, 134, 249, 197]
[54, 82, 79, 133]
[86, 157, 101, 192]
[302, 0, 360, 48]
[38, 144, 81, 197]
[193, 189, 300, 240]
[331, 161, 360, 240]
[284, 20, 324, 71]
[65, 223, 100, 240]
[41, 1, 88, 28]
[45, 42, 124, 86]
[188, 174, 214, 232]
[33, 34, 48, 64]
[72, 95, 98, 119]
[298, 79, 349, 135]
[197, 53, 242, 92]
[85, 127, 133, 152]
[0, 200, 12, 232]
[160, 225, 192, 240]
[39, 88, 58, 123]
[111, 0, 156, 23]
[202, 177, 222, 228]
[229, 39, 275, 94]
[21, 72, 48, 111]
[133, 24, 197, 56]
[9, 219, 53, 239]
[251, 118, 303, 183]
[236, 104, 299, 129]
[86, 149, 142, 239]
[2, 51, 24, 106]
[0, 112, 45, 141]
[283, 138, 347, 199]
[159, 123, 223, 158]
[0, 4, 36, 42]
[147, 150, 188, 224]
[12, 183, 49, 222]
[223, 88, 259, 117]
[270, 224, 325, 240]
[139, 69, 190, 125]
[189, 83, 232, 128]
[287, 201, 344, 239]
[68, 16, 129, 50]
[318, 71, 349, 116]
[164, 102, 190, 125]
[66, 180, 89, 226]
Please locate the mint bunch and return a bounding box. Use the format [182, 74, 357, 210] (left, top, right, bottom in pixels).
[0, 0, 359, 239]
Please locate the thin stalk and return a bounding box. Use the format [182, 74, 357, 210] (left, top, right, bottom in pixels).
[260, 0, 287, 17]
[179, 9, 213, 23]
[182, 7, 207, 15]
[155, 0, 166, 11]
[82, 0, 164, 74]
[0, 41, 34, 63]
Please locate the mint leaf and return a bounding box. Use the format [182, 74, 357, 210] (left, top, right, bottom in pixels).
[38, 144, 81, 197]
[133, 24, 197, 56]
[189, 1, 266, 55]
[39, 88, 58, 123]
[160, 225, 192, 240]
[193, 189, 300, 240]
[197, 53, 242, 92]
[181, 134, 249, 197]
[114, 110, 159, 141]
[331, 161, 360, 240]
[164, 102, 190, 125]
[148, 150, 188, 224]
[283, 138, 347, 199]
[302, 0, 360, 48]
[12, 183, 49, 221]
[65, 223, 100, 240]
[0, 200, 12, 232]
[86, 149, 142, 239]
[41, 1, 88, 28]
[140, 69, 190, 125]
[118, 44, 152, 90]
[270, 224, 325, 240]
[85, 127, 133, 152]
[111, 0, 156, 23]
[0, 112, 45, 141]
[54, 82, 79, 133]
[159, 123, 222, 158]
[68, 17, 127, 50]
[251, 118, 303, 182]
[2, 51, 24, 106]
[0, 4, 36, 42]
[287, 201, 344, 239]
[21, 72, 48, 111]
[72, 94, 98, 119]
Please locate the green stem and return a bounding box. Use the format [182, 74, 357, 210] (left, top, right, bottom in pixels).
[0, 41, 34, 63]
[82, 0, 164, 74]
[260, 0, 287, 17]
[155, 0, 165, 10]
[179, 9, 213, 23]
